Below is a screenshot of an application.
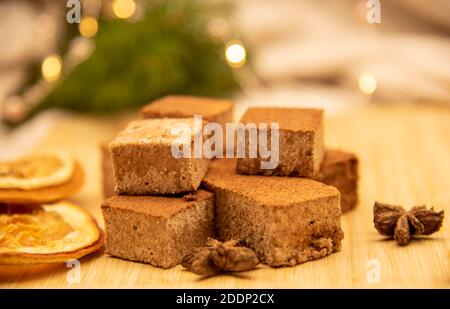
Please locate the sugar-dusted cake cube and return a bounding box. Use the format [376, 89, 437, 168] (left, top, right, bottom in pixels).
[102, 190, 215, 268]
[141, 95, 233, 125]
[109, 118, 210, 195]
[236, 107, 324, 177]
[314, 149, 358, 213]
[203, 159, 343, 267]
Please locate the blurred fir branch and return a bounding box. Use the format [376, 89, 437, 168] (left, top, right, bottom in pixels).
[36, 0, 240, 114]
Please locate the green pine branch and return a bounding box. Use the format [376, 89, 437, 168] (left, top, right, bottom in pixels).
[37, 0, 241, 114]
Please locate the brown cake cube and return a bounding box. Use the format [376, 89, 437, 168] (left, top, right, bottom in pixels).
[202, 159, 343, 267]
[109, 118, 210, 195]
[314, 149, 358, 213]
[101, 144, 114, 198]
[102, 190, 215, 268]
[141, 96, 234, 155]
[141, 95, 233, 125]
[236, 107, 324, 177]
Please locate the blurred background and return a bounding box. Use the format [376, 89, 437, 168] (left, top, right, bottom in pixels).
[0, 0, 449, 156]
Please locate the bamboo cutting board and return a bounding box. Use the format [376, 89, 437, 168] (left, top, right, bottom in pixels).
[1, 103, 449, 288]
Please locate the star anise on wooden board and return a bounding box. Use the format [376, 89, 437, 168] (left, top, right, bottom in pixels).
[373, 202, 444, 246]
[181, 238, 259, 276]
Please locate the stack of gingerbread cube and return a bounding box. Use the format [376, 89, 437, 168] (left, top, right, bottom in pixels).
[101, 95, 358, 268]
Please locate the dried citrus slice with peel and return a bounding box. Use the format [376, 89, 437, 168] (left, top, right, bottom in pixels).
[0, 202, 104, 264]
[0, 157, 84, 205]
[0, 152, 74, 190]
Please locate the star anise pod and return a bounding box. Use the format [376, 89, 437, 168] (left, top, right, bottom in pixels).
[373, 202, 444, 246]
[181, 247, 220, 276]
[181, 238, 259, 276]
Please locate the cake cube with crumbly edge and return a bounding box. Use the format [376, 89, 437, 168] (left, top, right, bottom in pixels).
[314, 149, 358, 213]
[202, 159, 343, 267]
[102, 190, 215, 268]
[140, 95, 233, 125]
[236, 107, 324, 177]
[109, 118, 210, 195]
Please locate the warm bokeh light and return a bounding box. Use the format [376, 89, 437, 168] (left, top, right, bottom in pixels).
[358, 72, 377, 94]
[112, 0, 136, 19]
[41, 55, 62, 83]
[225, 40, 246, 68]
[79, 16, 98, 38]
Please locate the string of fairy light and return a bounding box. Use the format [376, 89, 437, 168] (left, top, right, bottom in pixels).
[42, 0, 136, 83]
[41, 0, 247, 83]
[8, 0, 377, 123]
[8, 0, 241, 124]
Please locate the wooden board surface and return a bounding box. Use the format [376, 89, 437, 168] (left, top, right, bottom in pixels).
[1, 103, 449, 288]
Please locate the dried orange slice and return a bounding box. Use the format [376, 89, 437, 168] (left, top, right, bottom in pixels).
[0, 153, 84, 205]
[0, 202, 104, 264]
[0, 152, 74, 190]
